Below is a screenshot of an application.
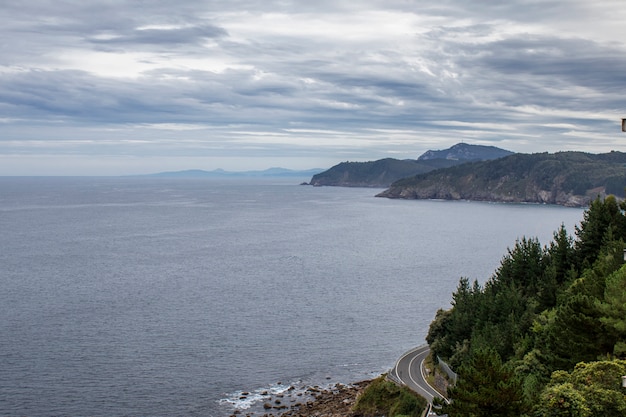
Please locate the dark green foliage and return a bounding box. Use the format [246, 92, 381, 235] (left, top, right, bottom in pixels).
[426, 195, 626, 415]
[547, 224, 576, 287]
[427, 237, 549, 367]
[382, 151, 626, 205]
[539, 293, 613, 370]
[574, 195, 626, 269]
[596, 266, 626, 356]
[490, 237, 546, 300]
[309, 158, 462, 187]
[603, 175, 626, 196]
[426, 278, 483, 368]
[311, 143, 513, 187]
[353, 376, 427, 417]
[442, 348, 526, 417]
[417, 143, 513, 161]
[537, 360, 626, 416]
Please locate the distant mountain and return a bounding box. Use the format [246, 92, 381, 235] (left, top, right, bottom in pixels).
[146, 167, 324, 178]
[418, 142, 513, 161]
[377, 151, 626, 207]
[308, 143, 513, 187]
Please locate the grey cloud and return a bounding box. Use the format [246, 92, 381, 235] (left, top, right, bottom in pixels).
[88, 24, 228, 47]
[449, 35, 626, 111]
[1, 0, 626, 174]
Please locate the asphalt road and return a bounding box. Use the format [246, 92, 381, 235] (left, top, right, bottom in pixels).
[389, 345, 444, 403]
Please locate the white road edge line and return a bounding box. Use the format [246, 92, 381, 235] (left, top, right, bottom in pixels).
[393, 345, 451, 405]
[408, 353, 434, 401]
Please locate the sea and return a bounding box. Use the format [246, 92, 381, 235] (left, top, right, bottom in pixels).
[0, 177, 584, 417]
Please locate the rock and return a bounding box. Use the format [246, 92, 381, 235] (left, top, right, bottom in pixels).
[274, 379, 373, 417]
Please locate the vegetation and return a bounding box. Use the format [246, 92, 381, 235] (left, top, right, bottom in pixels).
[379, 151, 626, 206]
[417, 143, 513, 161]
[538, 360, 626, 417]
[353, 376, 427, 417]
[309, 158, 462, 187]
[426, 195, 626, 416]
[309, 143, 513, 187]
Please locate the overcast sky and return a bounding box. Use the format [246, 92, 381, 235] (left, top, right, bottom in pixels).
[2, 1, 626, 175]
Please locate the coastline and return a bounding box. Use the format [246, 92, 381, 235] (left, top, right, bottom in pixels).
[228, 380, 373, 417]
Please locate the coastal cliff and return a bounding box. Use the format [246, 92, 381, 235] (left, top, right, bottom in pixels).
[377, 151, 626, 207]
[308, 143, 513, 187]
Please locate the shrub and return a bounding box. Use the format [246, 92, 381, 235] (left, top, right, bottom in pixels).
[353, 376, 427, 417]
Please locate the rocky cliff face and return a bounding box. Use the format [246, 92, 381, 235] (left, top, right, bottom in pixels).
[377, 182, 592, 207]
[376, 151, 626, 207]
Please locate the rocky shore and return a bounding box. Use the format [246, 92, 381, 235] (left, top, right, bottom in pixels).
[230, 380, 372, 417]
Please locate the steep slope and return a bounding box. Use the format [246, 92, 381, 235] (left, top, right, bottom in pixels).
[377, 151, 626, 207]
[308, 158, 459, 187]
[308, 143, 512, 187]
[418, 142, 513, 161]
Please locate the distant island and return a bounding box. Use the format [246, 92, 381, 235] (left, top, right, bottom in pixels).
[307, 143, 513, 187]
[143, 167, 325, 178]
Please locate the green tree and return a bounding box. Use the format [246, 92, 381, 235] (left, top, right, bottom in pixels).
[424, 195, 626, 417]
[426, 278, 482, 367]
[427, 308, 454, 360]
[537, 360, 626, 416]
[475, 283, 530, 361]
[574, 195, 626, 269]
[542, 224, 577, 308]
[443, 348, 526, 417]
[539, 293, 610, 370]
[491, 237, 545, 299]
[535, 241, 624, 371]
[512, 348, 552, 405]
[538, 382, 590, 417]
[596, 265, 626, 357]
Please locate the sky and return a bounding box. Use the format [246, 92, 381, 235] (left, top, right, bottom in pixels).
[1, 1, 626, 175]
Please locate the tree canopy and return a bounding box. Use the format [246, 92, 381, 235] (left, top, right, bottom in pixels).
[426, 196, 626, 416]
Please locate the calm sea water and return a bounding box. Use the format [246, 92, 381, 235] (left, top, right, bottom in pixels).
[0, 177, 583, 417]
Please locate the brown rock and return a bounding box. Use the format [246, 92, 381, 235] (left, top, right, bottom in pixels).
[276, 380, 372, 417]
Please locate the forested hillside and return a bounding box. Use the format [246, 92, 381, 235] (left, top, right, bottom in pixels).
[426, 196, 626, 416]
[379, 151, 626, 207]
[308, 143, 512, 187]
[308, 158, 460, 187]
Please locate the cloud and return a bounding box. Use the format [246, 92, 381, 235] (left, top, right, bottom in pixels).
[88, 24, 228, 48]
[0, 0, 625, 174]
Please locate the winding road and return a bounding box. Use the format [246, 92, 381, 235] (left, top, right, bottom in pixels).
[388, 345, 445, 403]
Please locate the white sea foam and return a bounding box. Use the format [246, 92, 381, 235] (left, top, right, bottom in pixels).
[218, 382, 301, 411]
[0, 178, 584, 417]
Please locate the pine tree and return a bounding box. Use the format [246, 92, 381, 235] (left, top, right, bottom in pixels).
[596, 265, 626, 356]
[443, 348, 526, 417]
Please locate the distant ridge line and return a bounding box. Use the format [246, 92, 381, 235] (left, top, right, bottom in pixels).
[140, 167, 325, 178]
